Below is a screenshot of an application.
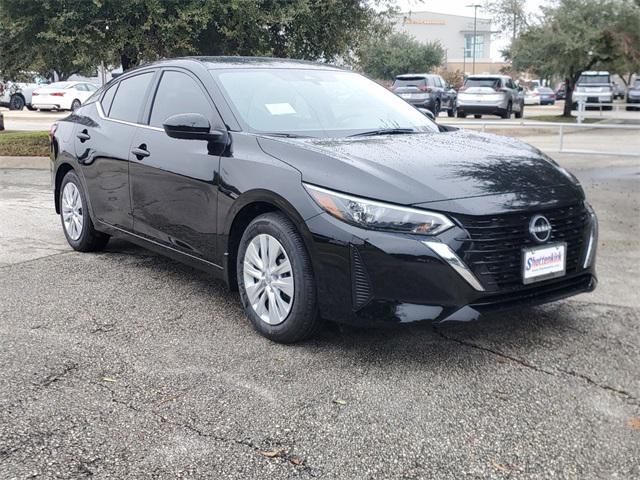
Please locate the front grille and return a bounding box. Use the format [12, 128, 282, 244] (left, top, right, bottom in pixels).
[455, 204, 589, 291]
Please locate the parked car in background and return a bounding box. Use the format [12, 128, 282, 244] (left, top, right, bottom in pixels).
[392, 74, 457, 117]
[572, 71, 613, 110]
[612, 81, 625, 100]
[626, 77, 640, 110]
[0, 76, 48, 110]
[555, 83, 566, 100]
[524, 88, 541, 105]
[529, 86, 556, 105]
[456, 75, 524, 119]
[49, 57, 598, 343]
[32, 81, 98, 111]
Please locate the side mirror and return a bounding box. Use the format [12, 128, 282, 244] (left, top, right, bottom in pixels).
[417, 107, 436, 122]
[163, 113, 226, 143]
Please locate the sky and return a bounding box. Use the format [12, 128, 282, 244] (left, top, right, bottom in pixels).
[391, 0, 550, 60]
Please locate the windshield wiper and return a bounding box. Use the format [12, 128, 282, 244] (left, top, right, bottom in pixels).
[260, 132, 310, 138]
[348, 128, 416, 137]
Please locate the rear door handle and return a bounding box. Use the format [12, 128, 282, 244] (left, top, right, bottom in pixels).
[131, 144, 150, 160]
[76, 130, 90, 142]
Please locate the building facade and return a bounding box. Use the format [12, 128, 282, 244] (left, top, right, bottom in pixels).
[395, 11, 505, 75]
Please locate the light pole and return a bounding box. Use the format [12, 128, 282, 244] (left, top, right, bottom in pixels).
[467, 4, 482, 75]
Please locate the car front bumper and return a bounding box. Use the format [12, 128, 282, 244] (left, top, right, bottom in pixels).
[305, 207, 597, 326]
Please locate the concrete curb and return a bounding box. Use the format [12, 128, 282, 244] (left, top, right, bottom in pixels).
[0, 156, 50, 170]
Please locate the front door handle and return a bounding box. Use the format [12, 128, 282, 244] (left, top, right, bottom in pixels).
[77, 129, 90, 142]
[131, 144, 150, 160]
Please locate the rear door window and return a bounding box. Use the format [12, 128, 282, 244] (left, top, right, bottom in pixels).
[148, 71, 212, 127]
[108, 72, 154, 123]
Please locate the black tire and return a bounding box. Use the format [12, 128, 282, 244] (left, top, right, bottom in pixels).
[515, 104, 524, 119]
[71, 99, 81, 111]
[26, 104, 36, 111]
[447, 103, 456, 118]
[237, 212, 319, 343]
[457, 111, 466, 118]
[432, 100, 441, 116]
[500, 102, 512, 119]
[9, 94, 25, 110]
[474, 114, 482, 119]
[59, 170, 110, 252]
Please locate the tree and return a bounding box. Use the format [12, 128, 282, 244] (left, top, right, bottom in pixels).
[484, 0, 529, 42]
[0, 0, 396, 78]
[509, 0, 640, 117]
[358, 32, 444, 80]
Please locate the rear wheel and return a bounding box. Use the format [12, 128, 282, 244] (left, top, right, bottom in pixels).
[501, 102, 512, 119]
[71, 99, 81, 111]
[457, 111, 466, 118]
[59, 171, 109, 252]
[474, 114, 482, 119]
[447, 103, 457, 118]
[237, 212, 319, 343]
[9, 94, 25, 110]
[515, 103, 524, 119]
[432, 100, 441, 116]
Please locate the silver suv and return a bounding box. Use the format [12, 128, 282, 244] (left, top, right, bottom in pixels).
[572, 71, 613, 110]
[456, 75, 524, 119]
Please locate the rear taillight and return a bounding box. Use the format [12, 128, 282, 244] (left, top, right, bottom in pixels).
[419, 85, 432, 92]
[51, 92, 65, 97]
[32, 92, 39, 96]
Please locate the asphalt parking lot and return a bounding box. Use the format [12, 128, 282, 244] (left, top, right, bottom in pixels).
[1, 147, 639, 478]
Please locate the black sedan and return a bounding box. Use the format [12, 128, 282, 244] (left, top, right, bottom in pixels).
[50, 57, 598, 343]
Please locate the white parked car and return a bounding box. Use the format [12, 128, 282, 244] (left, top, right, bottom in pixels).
[31, 81, 98, 111]
[0, 76, 49, 110]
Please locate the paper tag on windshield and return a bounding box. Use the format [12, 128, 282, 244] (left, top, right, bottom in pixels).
[265, 103, 296, 115]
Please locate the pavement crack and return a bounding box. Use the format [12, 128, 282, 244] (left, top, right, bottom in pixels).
[433, 327, 639, 406]
[91, 380, 311, 469]
[38, 362, 79, 387]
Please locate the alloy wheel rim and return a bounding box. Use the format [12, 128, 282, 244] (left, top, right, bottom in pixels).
[243, 234, 294, 325]
[62, 182, 83, 240]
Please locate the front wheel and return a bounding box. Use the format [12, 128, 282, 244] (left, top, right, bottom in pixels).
[447, 103, 457, 118]
[9, 94, 25, 110]
[59, 171, 110, 252]
[71, 99, 81, 111]
[237, 212, 320, 343]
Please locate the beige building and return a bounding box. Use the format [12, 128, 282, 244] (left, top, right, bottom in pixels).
[395, 11, 507, 75]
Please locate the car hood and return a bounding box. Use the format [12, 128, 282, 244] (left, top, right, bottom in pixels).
[257, 130, 583, 214]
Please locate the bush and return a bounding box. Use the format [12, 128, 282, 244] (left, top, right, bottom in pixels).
[0, 131, 50, 156]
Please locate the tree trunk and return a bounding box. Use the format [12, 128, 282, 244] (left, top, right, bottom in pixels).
[562, 76, 574, 117]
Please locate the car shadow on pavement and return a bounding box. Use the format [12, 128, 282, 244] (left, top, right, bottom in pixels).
[100, 239, 585, 371]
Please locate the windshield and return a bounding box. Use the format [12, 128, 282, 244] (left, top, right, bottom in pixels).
[211, 68, 438, 137]
[463, 78, 500, 89]
[578, 74, 610, 84]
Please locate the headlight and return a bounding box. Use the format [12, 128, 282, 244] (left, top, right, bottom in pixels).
[304, 184, 454, 235]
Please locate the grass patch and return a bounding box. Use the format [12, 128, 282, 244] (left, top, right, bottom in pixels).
[526, 115, 601, 124]
[0, 130, 50, 156]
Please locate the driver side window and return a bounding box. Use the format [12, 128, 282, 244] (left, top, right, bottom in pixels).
[149, 71, 212, 128]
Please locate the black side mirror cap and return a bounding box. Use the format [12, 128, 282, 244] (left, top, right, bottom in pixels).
[417, 107, 436, 122]
[163, 113, 226, 142]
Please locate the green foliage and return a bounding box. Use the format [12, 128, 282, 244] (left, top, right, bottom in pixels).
[357, 32, 445, 80]
[0, 0, 395, 78]
[508, 0, 640, 116]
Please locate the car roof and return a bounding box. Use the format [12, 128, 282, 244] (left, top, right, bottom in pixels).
[129, 56, 345, 72]
[395, 74, 437, 78]
[580, 71, 610, 75]
[466, 74, 509, 79]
